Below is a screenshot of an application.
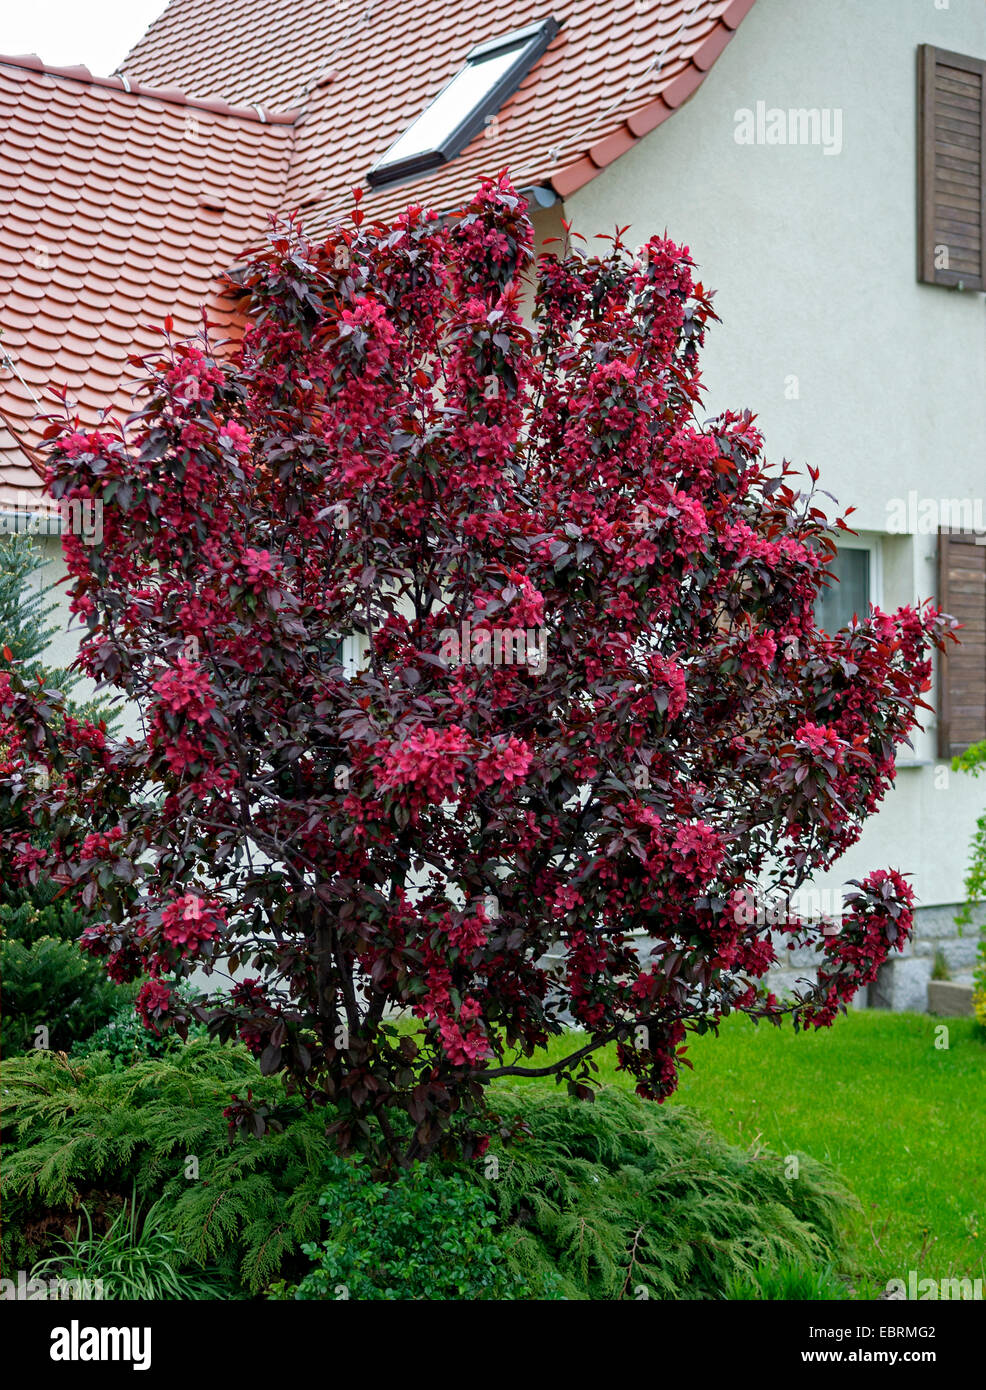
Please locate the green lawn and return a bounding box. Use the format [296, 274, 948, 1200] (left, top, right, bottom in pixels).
[498, 1011, 986, 1298]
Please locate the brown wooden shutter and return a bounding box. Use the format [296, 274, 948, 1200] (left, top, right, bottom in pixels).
[917, 45, 986, 291]
[938, 529, 986, 757]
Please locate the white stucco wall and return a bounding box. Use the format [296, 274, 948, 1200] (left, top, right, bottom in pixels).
[32, 534, 84, 673]
[7, 529, 141, 736]
[565, 0, 986, 908]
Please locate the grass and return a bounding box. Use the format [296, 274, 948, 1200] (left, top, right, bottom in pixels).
[497, 1011, 986, 1298]
[28, 1192, 226, 1300]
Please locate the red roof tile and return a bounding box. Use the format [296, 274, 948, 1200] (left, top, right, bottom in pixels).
[0, 57, 295, 506]
[2, 1, 756, 504]
[121, 0, 754, 229]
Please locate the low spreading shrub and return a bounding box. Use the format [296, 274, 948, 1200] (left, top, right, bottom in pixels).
[1, 1042, 335, 1292]
[469, 1086, 855, 1300]
[2, 1045, 857, 1300]
[277, 1083, 855, 1301]
[279, 1156, 558, 1301]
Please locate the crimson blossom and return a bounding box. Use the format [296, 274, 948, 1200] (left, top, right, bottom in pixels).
[0, 175, 953, 1162]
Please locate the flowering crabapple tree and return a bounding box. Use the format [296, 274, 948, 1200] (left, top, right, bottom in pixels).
[0, 175, 954, 1163]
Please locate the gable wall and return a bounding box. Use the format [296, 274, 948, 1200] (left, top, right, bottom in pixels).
[565, 0, 986, 915]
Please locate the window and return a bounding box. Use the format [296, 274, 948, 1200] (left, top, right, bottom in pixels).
[937, 527, 986, 756]
[367, 17, 558, 187]
[317, 634, 361, 679]
[814, 544, 872, 635]
[917, 44, 986, 291]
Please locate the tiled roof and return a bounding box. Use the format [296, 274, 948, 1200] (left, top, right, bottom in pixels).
[2, 1, 756, 503]
[0, 56, 296, 506]
[121, 0, 756, 230]
[121, 0, 335, 110]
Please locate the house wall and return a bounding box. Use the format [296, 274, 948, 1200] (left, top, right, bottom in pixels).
[20, 532, 142, 737]
[32, 534, 82, 671]
[563, 0, 986, 975]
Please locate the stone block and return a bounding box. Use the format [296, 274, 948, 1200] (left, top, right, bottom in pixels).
[942, 936, 980, 972]
[775, 942, 823, 970]
[767, 970, 806, 1000]
[927, 980, 975, 1017]
[911, 905, 966, 940]
[871, 956, 932, 1012]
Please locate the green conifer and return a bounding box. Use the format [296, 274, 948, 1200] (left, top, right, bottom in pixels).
[1, 534, 126, 1054]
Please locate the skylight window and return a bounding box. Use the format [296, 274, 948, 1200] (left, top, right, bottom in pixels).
[367, 17, 559, 188]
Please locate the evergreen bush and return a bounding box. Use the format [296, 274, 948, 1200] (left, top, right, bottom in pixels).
[1, 1042, 334, 1292]
[0, 535, 126, 1054]
[471, 1085, 855, 1300]
[2, 1045, 857, 1300]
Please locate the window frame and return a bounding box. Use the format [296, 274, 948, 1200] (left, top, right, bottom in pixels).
[340, 633, 361, 680]
[366, 17, 559, 188]
[814, 534, 882, 636]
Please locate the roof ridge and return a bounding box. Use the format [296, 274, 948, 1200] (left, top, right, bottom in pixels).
[0, 52, 300, 125]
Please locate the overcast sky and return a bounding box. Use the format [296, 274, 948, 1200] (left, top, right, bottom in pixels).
[3, 0, 168, 77]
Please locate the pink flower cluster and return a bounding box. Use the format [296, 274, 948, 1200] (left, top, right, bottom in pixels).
[670, 820, 726, 885]
[152, 658, 217, 725]
[795, 721, 845, 765]
[476, 736, 532, 788]
[377, 724, 470, 802]
[338, 295, 397, 378]
[443, 903, 491, 955]
[161, 892, 225, 956]
[743, 629, 777, 671]
[218, 421, 252, 455]
[437, 996, 491, 1066]
[241, 547, 276, 588]
[551, 884, 584, 918]
[78, 920, 144, 984]
[165, 347, 224, 405]
[648, 654, 687, 721]
[414, 961, 493, 1065]
[79, 826, 124, 860]
[804, 870, 915, 1026]
[136, 978, 174, 1034]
